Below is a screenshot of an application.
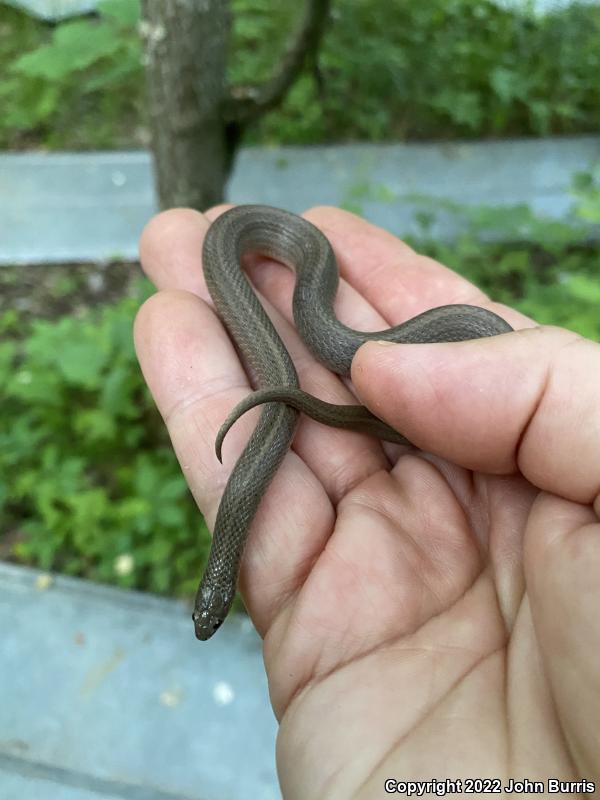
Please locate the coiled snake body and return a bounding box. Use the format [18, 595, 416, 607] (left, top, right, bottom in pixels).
[192, 205, 513, 640]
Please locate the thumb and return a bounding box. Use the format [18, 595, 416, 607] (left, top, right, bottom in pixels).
[352, 326, 600, 506]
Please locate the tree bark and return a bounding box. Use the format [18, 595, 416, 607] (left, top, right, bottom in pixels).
[141, 0, 232, 211]
[141, 0, 331, 211]
[225, 0, 331, 125]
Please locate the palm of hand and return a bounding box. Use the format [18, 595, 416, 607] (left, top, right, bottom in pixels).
[136, 206, 599, 799]
[265, 454, 593, 797]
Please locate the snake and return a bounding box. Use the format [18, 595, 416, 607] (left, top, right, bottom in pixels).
[192, 204, 513, 640]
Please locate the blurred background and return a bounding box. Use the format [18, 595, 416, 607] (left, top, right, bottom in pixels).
[0, 0, 599, 798]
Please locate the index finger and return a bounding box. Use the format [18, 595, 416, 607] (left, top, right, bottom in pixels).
[303, 205, 529, 330]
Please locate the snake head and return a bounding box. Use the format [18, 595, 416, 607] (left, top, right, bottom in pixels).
[192, 583, 234, 641]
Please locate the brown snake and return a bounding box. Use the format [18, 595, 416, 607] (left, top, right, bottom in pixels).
[192, 204, 513, 640]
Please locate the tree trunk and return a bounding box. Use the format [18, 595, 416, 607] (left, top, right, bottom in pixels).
[141, 0, 232, 211]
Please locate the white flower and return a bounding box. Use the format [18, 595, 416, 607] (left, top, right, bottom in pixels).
[114, 554, 134, 576]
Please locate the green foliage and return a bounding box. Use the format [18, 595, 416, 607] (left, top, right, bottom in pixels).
[0, 1, 143, 148]
[0, 280, 210, 597]
[571, 166, 600, 224]
[14, 21, 122, 79]
[233, 0, 600, 144]
[405, 176, 600, 342]
[3, 0, 600, 149]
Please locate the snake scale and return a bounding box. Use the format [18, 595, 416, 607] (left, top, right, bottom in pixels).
[192, 205, 513, 640]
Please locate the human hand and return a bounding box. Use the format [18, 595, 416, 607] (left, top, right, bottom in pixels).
[135, 206, 600, 797]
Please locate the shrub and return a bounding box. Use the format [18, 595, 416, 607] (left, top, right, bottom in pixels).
[0, 280, 209, 596]
[2, 0, 600, 148]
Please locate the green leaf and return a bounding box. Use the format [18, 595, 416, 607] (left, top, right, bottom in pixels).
[490, 66, 523, 103]
[157, 504, 187, 528]
[73, 408, 117, 442]
[58, 340, 109, 387]
[13, 21, 122, 81]
[98, 0, 141, 27]
[100, 366, 135, 416]
[7, 368, 64, 405]
[565, 275, 600, 303]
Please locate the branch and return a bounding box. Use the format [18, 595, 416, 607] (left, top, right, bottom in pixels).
[225, 0, 331, 126]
